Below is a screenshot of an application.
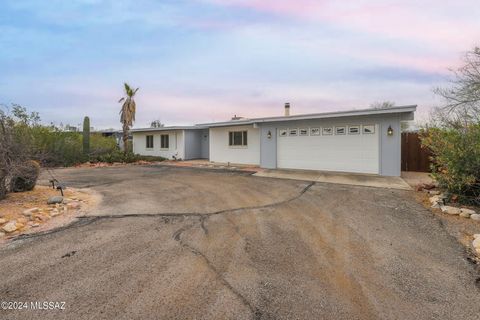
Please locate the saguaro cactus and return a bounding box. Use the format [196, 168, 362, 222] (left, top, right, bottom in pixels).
[83, 116, 90, 156]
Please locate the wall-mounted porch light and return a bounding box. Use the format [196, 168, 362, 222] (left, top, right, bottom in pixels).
[387, 125, 394, 136]
[267, 130, 272, 139]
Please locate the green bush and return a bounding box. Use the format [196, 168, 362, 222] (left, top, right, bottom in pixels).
[90, 150, 165, 164]
[421, 125, 480, 205]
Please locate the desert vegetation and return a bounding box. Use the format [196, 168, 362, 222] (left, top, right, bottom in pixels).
[421, 47, 480, 205]
[0, 104, 163, 199]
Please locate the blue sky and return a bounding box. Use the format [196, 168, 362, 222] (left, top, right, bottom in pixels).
[1, 0, 479, 129]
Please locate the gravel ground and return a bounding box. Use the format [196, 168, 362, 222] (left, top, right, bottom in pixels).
[0, 165, 478, 320]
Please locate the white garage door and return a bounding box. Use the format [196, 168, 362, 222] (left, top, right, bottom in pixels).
[277, 125, 379, 174]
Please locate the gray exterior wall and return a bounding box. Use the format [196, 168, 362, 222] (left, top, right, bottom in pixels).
[260, 125, 277, 169]
[184, 129, 210, 160]
[377, 114, 402, 176]
[200, 129, 209, 159]
[258, 113, 409, 176]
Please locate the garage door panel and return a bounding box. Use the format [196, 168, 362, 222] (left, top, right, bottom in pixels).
[277, 125, 379, 174]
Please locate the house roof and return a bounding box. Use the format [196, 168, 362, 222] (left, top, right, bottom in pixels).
[196, 105, 417, 127]
[131, 105, 417, 132]
[130, 125, 206, 133]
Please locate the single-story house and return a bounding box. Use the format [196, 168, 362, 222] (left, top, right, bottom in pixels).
[132, 104, 416, 176]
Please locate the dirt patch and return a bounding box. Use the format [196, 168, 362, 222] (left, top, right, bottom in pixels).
[0, 185, 100, 243]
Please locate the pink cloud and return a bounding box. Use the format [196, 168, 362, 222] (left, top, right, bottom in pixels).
[203, 0, 480, 50]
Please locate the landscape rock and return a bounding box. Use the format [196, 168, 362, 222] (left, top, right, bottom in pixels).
[431, 202, 442, 209]
[0, 218, 6, 224]
[470, 214, 480, 221]
[31, 223, 40, 228]
[473, 234, 480, 239]
[429, 194, 445, 205]
[460, 208, 476, 215]
[440, 206, 461, 215]
[47, 196, 63, 205]
[0, 232, 5, 237]
[459, 212, 471, 218]
[22, 207, 39, 216]
[429, 190, 441, 195]
[51, 209, 61, 217]
[67, 202, 81, 209]
[2, 221, 17, 233]
[473, 237, 480, 249]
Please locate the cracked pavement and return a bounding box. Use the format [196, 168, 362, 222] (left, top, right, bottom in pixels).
[0, 165, 479, 319]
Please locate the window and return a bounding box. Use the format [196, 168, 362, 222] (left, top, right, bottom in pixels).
[348, 125, 360, 134]
[363, 125, 375, 134]
[160, 134, 169, 149]
[335, 126, 346, 135]
[279, 129, 287, 137]
[146, 135, 154, 149]
[299, 128, 308, 136]
[310, 128, 320, 136]
[289, 128, 298, 136]
[229, 131, 248, 146]
[322, 127, 333, 135]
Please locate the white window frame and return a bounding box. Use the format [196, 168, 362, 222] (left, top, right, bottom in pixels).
[310, 127, 320, 136]
[160, 134, 169, 149]
[279, 129, 288, 137]
[348, 125, 360, 135]
[299, 128, 308, 136]
[146, 135, 154, 149]
[363, 124, 375, 134]
[228, 130, 248, 148]
[335, 126, 346, 135]
[289, 128, 298, 136]
[322, 127, 333, 135]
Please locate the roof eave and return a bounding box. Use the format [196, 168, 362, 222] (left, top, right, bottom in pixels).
[197, 105, 417, 127]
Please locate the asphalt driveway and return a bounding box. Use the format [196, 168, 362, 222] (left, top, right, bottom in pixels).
[0, 165, 478, 319]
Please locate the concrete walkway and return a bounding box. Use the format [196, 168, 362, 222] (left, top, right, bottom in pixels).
[254, 169, 412, 190]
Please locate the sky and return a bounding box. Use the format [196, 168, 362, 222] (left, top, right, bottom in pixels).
[1, 0, 479, 129]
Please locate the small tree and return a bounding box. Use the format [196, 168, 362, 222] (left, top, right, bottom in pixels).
[150, 120, 164, 128]
[434, 47, 480, 123]
[82, 116, 90, 156]
[118, 83, 138, 153]
[369, 101, 395, 109]
[0, 104, 40, 199]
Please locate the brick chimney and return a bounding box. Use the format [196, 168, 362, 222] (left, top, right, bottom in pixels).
[284, 103, 290, 116]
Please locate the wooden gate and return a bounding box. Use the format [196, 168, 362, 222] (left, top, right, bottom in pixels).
[401, 132, 432, 172]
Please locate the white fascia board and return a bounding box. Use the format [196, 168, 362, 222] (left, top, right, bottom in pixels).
[198, 105, 417, 127]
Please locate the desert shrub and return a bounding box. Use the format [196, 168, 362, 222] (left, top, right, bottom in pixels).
[421, 125, 480, 205]
[89, 134, 118, 157]
[10, 160, 41, 192]
[90, 150, 165, 164]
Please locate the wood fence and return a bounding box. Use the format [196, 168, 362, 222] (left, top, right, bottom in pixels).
[401, 132, 432, 172]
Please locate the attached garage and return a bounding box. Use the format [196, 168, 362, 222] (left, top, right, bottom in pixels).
[276, 124, 379, 174]
[257, 105, 416, 177]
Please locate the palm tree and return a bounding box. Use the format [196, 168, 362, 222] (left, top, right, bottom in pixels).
[118, 83, 139, 153]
